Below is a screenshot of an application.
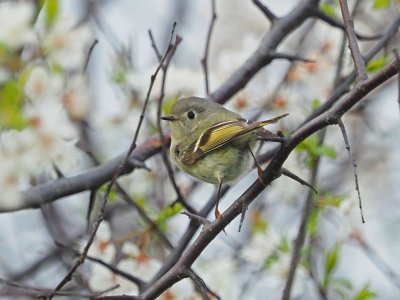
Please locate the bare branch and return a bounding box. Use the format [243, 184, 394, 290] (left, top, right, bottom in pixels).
[339, 0, 368, 81]
[281, 168, 317, 194]
[268, 51, 315, 63]
[148, 30, 162, 63]
[282, 129, 325, 300]
[252, 0, 277, 22]
[181, 211, 211, 225]
[185, 269, 210, 300]
[394, 49, 400, 112]
[210, 0, 319, 103]
[201, 0, 217, 95]
[311, 8, 381, 41]
[353, 233, 400, 290]
[84, 39, 99, 72]
[154, 27, 197, 213]
[337, 118, 365, 223]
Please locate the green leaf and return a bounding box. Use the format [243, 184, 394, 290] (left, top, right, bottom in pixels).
[0, 81, 28, 130]
[320, 3, 337, 18]
[111, 69, 126, 85]
[325, 244, 341, 278]
[264, 253, 279, 269]
[317, 145, 336, 159]
[323, 193, 346, 207]
[45, 0, 59, 26]
[307, 208, 322, 236]
[354, 284, 377, 300]
[312, 99, 320, 110]
[366, 56, 387, 73]
[278, 236, 289, 253]
[332, 278, 353, 290]
[156, 202, 183, 230]
[372, 0, 390, 9]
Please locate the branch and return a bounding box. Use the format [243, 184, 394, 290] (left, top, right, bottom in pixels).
[201, 0, 217, 95]
[209, 0, 318, 103]
[281, 168, 317, 194]
[83, 39, 99, 72]
[48, 23, 181, 298]
[339, 0, 367, 81]
[394, 50, 400, 112]
[311, 7, 381, 41]
[282, 130, 325, 300]
[268, 51, 315, 63]
[337, 119, 365, 223]
[154, 28, 197, 213]
[139, 59, 400, 300]
[3, 134, 165, 213]
[252, 0, 277, 22]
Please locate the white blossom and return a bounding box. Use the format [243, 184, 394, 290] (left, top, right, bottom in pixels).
[241, 231, 279, 265]
[0, 2, 36, 49]
[87, 221, 116, 263]
[24, 66, 63, 101]
[41, 16, 93, 70]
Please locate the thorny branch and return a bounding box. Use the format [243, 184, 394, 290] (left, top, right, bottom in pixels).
[139, 59, 400, 299]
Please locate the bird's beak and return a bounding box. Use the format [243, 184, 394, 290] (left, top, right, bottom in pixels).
[161, 115, 180, 122]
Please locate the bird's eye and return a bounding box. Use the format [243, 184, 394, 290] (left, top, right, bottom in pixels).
[187, 111, 195, 120]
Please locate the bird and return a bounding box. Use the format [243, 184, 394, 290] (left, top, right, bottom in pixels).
[161, 96, 288, 218]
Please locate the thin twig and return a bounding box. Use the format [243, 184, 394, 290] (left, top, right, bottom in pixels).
[86, 255, 147, 289]
[48, 23, 180, 299]
[268, 51, 315, 63]
[353, 233, 400, 290]
[252, 0, 277, 22]
[394, 50, 400, 113]
[339, 0, 368, 81]
[181, 211, 211, 225]
[337, 119, 365, 223]
[144, 186, 230, 290]
[311, 8, 381, 41]
[154, 25, 197, 213]
[84, 39, 99, 72]
[281, 168, 317, 194]
[0, 278, 115, 299]
[201, 0, 217, 95]
[186, 269, 210, 300]
[148, 30, 162, 63]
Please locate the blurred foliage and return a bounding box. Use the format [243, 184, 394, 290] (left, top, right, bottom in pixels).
[162, 95, 179, 116]
[156, 202, 183, 232]
[0, 80, 28, 130]
[295, 134, 336, 168]
[320, 3, 338, 18]
[366, 56, 387, 74]
[354, 284, 377, 300]
[372, 0, 390, 9]
[308, 193, 345, 236]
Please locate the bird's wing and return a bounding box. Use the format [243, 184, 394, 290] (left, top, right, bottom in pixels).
[180, 113, 288, 165]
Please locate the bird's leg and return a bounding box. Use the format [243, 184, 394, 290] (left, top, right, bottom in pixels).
[215, 179, 223, 219]
[248, 146, 265, 185]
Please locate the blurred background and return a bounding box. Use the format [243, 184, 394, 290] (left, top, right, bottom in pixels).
[0, 0, 400, 299]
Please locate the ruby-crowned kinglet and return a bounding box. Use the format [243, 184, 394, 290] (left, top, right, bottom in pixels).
[161, 97, 287, 218]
